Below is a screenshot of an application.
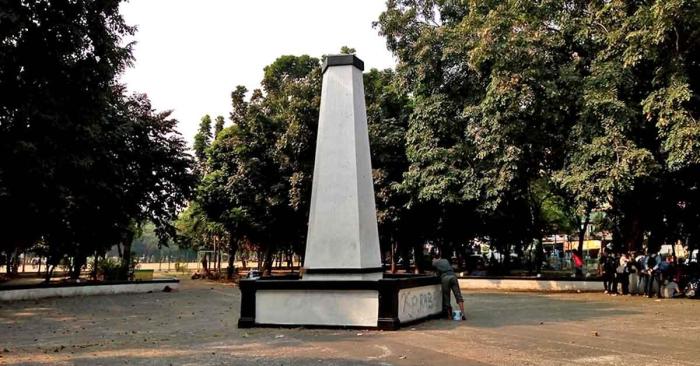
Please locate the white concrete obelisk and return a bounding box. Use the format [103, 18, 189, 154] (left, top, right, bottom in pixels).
[302, 54, 382, 281]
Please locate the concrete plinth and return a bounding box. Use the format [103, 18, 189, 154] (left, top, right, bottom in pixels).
[238, 275, 442, 330]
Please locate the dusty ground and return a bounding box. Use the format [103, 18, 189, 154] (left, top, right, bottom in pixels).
[1, 279, 698, 366]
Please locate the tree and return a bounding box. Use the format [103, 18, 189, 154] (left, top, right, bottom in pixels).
[364, 68, 414, 271]
[0, 0, 194, 279]
[193, 114, 213, 174]
[214, 115, 225, 137]
[0, 0, 135, 276]
[111, 92, 195, 278]
[376, 0, 585, 269]
[377, 0, 700, 259]
[558, 1, 700, 253]
[340, 46, 356, 54]
[198, 55, 322, 275]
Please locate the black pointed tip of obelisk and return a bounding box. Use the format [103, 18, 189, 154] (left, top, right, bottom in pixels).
[322, 54, 364, 74]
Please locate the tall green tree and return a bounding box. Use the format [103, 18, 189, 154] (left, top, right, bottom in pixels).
[214, 115, 225, 137]
[558, 0, 700, 253]
[0, 0, 135, 273]
[0, 0, 194, 278]
[111, 92, 195, 278]
[376, 0, 584, 266]
[193, 114, 213, 174]
[364, 68, 415, 270]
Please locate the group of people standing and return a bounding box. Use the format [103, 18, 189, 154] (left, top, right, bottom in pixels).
[599, 249, 680, 298]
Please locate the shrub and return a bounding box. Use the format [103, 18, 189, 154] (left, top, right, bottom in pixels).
[93, 256, 138, 281]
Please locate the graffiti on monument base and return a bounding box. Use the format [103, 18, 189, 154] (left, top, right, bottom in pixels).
[398, 285, 441, 322]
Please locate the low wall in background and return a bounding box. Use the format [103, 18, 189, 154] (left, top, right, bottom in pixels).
[0, 279, 179, 301]
[459, 277, 602, 292]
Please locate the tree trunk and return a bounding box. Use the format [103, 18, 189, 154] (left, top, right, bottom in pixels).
[121, 237, 133, 280]
[70, 255, 85, 280]
[503, 246, 511, 275]
[8, 250, 19, 276]
[5, 251, 12, 276]
[646, 212, 664, 254]
[91, 252, 99, 280]
[390, 241, 397, 274]
[413, 242, 424, 274]
[226, 236, 238, 280]
[262, 247, 274, 276]
[577, 206, 592, 257]
[44, 264, 54, 283]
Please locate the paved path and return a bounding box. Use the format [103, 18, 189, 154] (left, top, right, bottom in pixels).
[1, 279, 698, 365]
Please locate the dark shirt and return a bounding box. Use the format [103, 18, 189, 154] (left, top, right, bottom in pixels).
[646, 254, 661, 272]
[600, 255, 615, 273]
[433, 258, 455, 278]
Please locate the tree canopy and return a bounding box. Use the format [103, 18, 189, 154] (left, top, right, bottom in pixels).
[376, 0, 700, 256]
[0, 0, 194, 278]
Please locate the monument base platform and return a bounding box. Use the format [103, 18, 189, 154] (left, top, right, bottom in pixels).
[238, 274, 443, 330]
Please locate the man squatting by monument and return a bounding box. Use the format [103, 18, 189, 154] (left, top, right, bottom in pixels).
[433, 254, 466, 320]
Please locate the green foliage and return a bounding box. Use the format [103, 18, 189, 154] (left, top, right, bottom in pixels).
[175, 202, 227, 251]
[556, 0, 700, 251]
[0, 0, 195, 277]
[376, 0, 582, 252]
[214, 115, 225, 137]
[196, 55, 322, 272]
[377, 0, 700, 254]
[191, 54, 420, 269]
[193, 114, 213, 174]
[340, 46, 356, 54]
[93, 257, 133, 281]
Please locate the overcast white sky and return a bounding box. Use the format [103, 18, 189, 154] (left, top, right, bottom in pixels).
[119, 0, 396, 145]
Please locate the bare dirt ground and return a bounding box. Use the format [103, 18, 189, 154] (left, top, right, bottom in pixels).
[1, 278, 698, 366]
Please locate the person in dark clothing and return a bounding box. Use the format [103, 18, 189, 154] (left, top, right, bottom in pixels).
[645, 252, 662, 298]
[636, 253, 649, 296]
[627, 253, 640, 295]
[657, 255, 675, 296]
[610, 252, 621, 295]
[599, 251, 616, 294]
[534, 240, 545, 277]
[433, 254, 466, 320]
[201, 254, 210, 277]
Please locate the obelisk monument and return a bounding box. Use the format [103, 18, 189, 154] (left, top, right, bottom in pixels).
[302, 54, 382, 281]
[238, 55, 443, 329]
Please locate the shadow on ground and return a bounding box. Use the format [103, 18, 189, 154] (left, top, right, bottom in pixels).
[3, 279, 696, 366]
[415, 292, 639, 330]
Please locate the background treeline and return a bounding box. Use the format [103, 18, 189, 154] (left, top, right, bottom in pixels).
[184, 1, 700, 275]
[0, 0, 195, 279]
[2, 1, 699, 279]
